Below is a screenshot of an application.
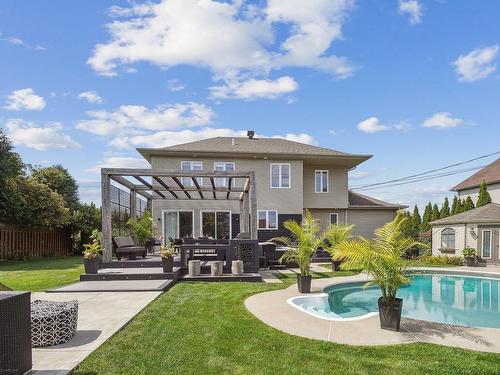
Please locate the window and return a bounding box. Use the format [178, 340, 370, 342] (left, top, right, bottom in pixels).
[214, 162, 235, 187]
[329, 213, 338, 226]
[270, 163, 290, 188]
[181, 161, 203, 187]
[201, 211, 231, 239]
[441, 228, 455, 249]
[163, 211, 194, 243]
[482, 230, 492, 259]
[258, 210, 278, 229]
[315, 170, 329, 193]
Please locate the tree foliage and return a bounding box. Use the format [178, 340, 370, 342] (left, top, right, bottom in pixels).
[126, 211, 153, 245]
[440, 197, 450, 218]
[31, 165, 79, 211]
[421, 203, 433, 232]
[411, 205, 421, 234]
[476, 181, 492, 207]
[463, 196, 475, 211]
[72, 203, 102, 251]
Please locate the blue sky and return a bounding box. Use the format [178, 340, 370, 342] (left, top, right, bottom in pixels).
[1, 0, 499, 209]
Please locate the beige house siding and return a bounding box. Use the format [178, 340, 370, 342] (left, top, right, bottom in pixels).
[457, 182, 500, 204]
[303, 164, 349, 209]
[346, 209, 397, 239]
[308, 209, 347, 231]
[431, 224, 466, 257]
[150, 156, 303, 214]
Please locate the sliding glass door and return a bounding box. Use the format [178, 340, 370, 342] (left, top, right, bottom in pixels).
[163, 211, 194, 243]
[201, 211, 231, 239]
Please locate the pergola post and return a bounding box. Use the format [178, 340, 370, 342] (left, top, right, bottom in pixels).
[130, 189, 137, 219]
[240, 193, 250, 235]
[101, 170, 113, 263]
[249, 171, 257, 240]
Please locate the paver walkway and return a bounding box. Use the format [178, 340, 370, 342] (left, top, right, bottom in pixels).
[31, 291, 160, 374]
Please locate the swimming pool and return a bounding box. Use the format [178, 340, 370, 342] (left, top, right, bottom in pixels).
[288, 274, 500, 328]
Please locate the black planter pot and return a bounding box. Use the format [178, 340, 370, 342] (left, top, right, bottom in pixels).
[378, 297, 403, 331]
[331, 260, 342, 272]
[465, 257, 475, 267]
[297, 274, 312, 293]
[84, 258, 100, 274]
[162, 258, 173, 273]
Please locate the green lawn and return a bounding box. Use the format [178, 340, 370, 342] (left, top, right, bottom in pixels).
[0, 256, 83, 291]
[75, 282, 499, 375]
[275, 269, 359, 284]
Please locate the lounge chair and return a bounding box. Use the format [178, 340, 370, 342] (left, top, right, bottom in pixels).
[112, 237, 146, 260]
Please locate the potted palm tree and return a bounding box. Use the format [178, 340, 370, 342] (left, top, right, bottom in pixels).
[331, 215, 423, 331]
[323, 224, 354, 271]
[160, 244, 175, 273]
[463, 247, 476, 267]
[272, 210, 323, 293]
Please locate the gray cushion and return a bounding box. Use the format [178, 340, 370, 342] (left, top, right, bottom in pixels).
[113, 237, 136, 248]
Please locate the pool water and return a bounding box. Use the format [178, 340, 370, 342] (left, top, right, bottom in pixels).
[290, 274, 500, 328]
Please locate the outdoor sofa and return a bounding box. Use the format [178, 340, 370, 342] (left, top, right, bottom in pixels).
[112, 236, 147, 260]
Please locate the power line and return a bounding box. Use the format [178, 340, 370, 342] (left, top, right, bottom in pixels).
[353, 165, 486, 192]
[351, 150, 500, 190]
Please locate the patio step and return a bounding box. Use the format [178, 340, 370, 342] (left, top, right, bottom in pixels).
[80, 267, 182, 281]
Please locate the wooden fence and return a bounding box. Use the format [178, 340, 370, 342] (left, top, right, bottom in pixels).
[0, 226, 72, 259]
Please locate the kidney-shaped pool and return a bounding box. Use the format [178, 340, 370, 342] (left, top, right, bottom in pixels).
[288, 274, 500, 328]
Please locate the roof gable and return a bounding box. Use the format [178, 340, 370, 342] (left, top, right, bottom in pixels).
[451, 158, 500, 191]
[430, 203, 500, 225]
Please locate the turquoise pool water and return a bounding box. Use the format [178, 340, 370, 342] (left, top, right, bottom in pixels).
[290, 274, 500, 328]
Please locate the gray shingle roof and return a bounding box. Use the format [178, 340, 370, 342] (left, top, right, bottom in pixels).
[451, 158, 500, 191]
[348, 191, 407, 210]
[430, 203, 500, 225]
[160, 136, 353, 156]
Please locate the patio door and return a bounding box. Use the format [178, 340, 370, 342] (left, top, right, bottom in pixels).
[479, 228, 499, 262]
[163, 211, 194, 243]
[201, 211, 231, 239]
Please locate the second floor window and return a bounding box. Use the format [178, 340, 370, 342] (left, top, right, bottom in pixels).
[315, 170, 329, 193]
[270, 163, 290, 188]
[181, 161, 203, 187]
[214, 162, 235, 187]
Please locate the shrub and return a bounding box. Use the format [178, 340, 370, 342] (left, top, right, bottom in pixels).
[419, 255, 463, 266]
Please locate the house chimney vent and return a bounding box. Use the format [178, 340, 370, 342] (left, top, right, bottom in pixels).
[247, 130, 255, 139]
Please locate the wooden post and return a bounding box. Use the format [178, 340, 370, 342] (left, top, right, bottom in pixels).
[101, 170, 113, 263]
[130, 190, 137, 219]
[249, 171, 257, 240]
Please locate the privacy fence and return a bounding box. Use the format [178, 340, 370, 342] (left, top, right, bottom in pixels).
[0, 226, 72, 259]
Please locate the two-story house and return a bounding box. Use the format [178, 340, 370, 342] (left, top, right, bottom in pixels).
[451, 158, 500, 204]
[136, 132, 405, 242]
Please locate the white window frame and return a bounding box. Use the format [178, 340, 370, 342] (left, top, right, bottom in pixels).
[481, 230, 492, 259]
[257, 210, 278, 230]
[199, 210, 232, 239]
[161, 209, 195, 244]
[329, 213, 338, 226]
[441, 228, 455, 249]
[181, 160, 203, 187]
[214, 161, 235, 187]
[270, 163, 291, 189]
[315, 170, 329, 193]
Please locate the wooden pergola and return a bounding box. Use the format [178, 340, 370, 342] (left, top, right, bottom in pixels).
[101, 168, 257, 262]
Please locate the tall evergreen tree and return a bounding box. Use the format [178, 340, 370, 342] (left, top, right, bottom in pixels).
[411, 205, 421, 234]
[440, 197, 450, 218]
[451, 196, 459, 215]
[421, 202, 433, 232]
[476, 181, 492, 207]
[431, 203, 440, 221]
[456, 198, 464, 214]
[463, 196, 475, 211]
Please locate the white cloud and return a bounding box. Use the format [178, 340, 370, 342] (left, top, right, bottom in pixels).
[4, 88, 46, 111]
[78, 91, 103, 104]
[167, 79, 185, 92]
[210, 76, 298, 100]
[86, 156, 150, 173]
[357, 117, 391, 133]
[108, 127, 317, 149]
[4, 119, 81, 151]
[423, 112, 463, 129]
[398, 0, 422, 25]
[76, 102, 215, 136]
[88, 0, 356, 96]
[0, 33, 46, 50]
[452, 45, 499, 82]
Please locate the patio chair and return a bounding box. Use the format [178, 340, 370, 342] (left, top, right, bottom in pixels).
[112, 237, 147, 260]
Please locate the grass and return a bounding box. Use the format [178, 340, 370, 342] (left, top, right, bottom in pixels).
[274, 269, 359, 284]
[0, 256, 83, 291]
[74, 282, 499, 375]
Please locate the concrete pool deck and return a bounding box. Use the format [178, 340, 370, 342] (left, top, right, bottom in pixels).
[245, 270, 500, 353]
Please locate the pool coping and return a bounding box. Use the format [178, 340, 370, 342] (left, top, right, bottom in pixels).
[245, 267, 500, 353]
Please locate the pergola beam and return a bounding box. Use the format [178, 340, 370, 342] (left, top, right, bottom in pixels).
[226, 177, 232, 200]
[109, 175, 153, 200]
[152, 176, 179, 199]
[209, 177, 217, 199]
[103, 168, 253, 178]
[171, 176, 192, 199]
[191, 177, 204, 199]
[133, 176, 166, 199]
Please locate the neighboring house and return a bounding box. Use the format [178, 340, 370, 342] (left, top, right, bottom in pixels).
[451, 158, 500, 204]
[137, 132, 405, 242]
[430, 203, 500, 263]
